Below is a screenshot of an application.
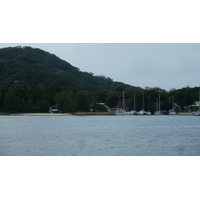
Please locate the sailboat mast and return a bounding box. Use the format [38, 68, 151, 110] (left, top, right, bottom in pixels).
[134, 92, 136, 111]
[143, 92, 144, 110]
[148, 96, 150, 111]
[199, 89, 200, 110]
[123, 90, 125, 110]
[156, 98, 158, 111]
[159, 94, 160, 111]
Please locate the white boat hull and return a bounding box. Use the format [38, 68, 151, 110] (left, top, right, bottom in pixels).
[137, 110, 147, 115]
[115, 110, 131, 115]
[130, 110, 137, 115]
[154, 111, 163, 115]
[169, 112, 176, 115]
[192, 111, 200, 116]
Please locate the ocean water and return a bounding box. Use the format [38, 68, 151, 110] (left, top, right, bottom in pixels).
[0, 115, 200, 156]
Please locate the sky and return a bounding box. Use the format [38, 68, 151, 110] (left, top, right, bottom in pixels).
[0, 43, 200, 91]
[1, 1, 200, 92]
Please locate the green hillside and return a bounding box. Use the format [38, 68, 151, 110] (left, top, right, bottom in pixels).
[1, 46, 198, 114]
[0, 46, 139, 91]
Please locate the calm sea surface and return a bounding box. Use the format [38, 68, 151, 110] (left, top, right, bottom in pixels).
[0, 115, 199, 156]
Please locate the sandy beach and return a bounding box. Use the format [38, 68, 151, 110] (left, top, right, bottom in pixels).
[1, 112, 115, 116]
[8, 113, 72, 116]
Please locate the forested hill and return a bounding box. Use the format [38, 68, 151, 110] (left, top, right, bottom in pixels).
[0, 46, 139, 91]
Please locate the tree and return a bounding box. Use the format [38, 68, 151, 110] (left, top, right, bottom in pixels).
[106, 93, 119, 108]
[54, 91, 75, 113]
[75, 91, 90, 112]
[4, 88, 20, 112]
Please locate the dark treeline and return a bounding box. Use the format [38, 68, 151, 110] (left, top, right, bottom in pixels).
[0, 81, 199, 113]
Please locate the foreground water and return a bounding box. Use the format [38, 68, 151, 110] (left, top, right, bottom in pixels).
[0, 115, 199, 156]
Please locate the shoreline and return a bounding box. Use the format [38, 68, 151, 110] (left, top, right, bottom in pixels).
[74, 112, 116, 116]
[0, 112, 116, 116]
[0, 113, 72, 116]
[0, 112, 193, 116]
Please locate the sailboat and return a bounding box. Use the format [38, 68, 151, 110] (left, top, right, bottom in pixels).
[137, 92, 147, 115]
[146, 96, 151, 115]
[115, 91, 131, 115]
[130, 92, 137, 115]
[169, 108, 176, 115]
[168, 98, 176, 115]
[154, 94, 163, 115]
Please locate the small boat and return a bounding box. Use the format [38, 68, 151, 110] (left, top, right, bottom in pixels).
[154, 110, 163, 115]
[192, 109, 200, 116]
[137, 109, 147, 115]
[168, 98, 176, 115]
[116, 110, 131, 115]
[130, 110, 137, 115]
[168, 109, 176, 115]
[146, 111, 151, 115]
[193, 111, 200, 116]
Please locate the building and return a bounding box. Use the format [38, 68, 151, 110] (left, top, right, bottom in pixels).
[190, 101, 200, 111]
[49, 105, 62, 113]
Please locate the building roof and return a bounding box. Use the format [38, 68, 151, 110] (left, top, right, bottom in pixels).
[191, 101, 200, 107]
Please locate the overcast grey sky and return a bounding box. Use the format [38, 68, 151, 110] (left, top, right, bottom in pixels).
[0, 43, 199, 91]
[1, 1, 200, 91]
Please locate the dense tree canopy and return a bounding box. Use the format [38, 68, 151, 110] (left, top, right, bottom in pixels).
[0, 82, 199, 113]
[0, 46, 138, 91]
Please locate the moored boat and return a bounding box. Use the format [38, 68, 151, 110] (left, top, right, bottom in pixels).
[168, 110, 176, 115]
[115, 91, 131, 115]
[192, 110, 200, 116]
[154, 94, 162, 115]
[137, 109, 147, 115]
[130, 110, 137, 115]
[146, 111, 151, 115]
[154, 110, 163, 115]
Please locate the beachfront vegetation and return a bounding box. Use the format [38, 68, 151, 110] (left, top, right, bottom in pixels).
[0, 82, 199, 113]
